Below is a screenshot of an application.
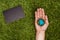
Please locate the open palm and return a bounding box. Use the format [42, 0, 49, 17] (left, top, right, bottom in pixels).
[35, 8, 49, 32]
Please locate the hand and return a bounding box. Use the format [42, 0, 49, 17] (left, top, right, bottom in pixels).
[35, 8, 49, 32]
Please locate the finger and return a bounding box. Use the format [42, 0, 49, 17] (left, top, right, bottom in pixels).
[42, 8, 45, 19]
[35, 19, 38, 27]
[35, 11, 37, 18]
[35, 11, 38, 21]
[43, 15, 45, 19]
[42, 8, 45, 15]
[39, 8, 43, 18]
[37, 8, 40, 18]
[45, 15, 49, 24]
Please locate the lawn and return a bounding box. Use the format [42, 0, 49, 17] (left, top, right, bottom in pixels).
[0, 0, 60, 40]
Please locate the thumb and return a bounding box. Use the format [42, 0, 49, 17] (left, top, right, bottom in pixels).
[45, 15, 49, 25]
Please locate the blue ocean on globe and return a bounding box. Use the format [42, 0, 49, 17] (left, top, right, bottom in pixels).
[38, 19, 45, 26]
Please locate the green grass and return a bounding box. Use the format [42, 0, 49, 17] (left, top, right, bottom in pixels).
[0, 0, 60, 40]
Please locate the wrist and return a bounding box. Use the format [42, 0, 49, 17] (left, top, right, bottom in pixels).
[36, 31, 45, 34]
[36, 31, 45, 40]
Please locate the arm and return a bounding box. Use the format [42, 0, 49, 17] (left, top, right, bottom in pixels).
[35, 8, 49, 40]
[36, 31, 45, 40]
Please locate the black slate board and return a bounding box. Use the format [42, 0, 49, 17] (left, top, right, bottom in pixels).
[3, 6, 25, 23]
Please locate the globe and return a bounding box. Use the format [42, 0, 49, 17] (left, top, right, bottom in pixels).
[38, 19, 45, 26]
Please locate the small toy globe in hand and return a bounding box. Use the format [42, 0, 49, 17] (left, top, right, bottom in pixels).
[38, 19, 45, 26]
